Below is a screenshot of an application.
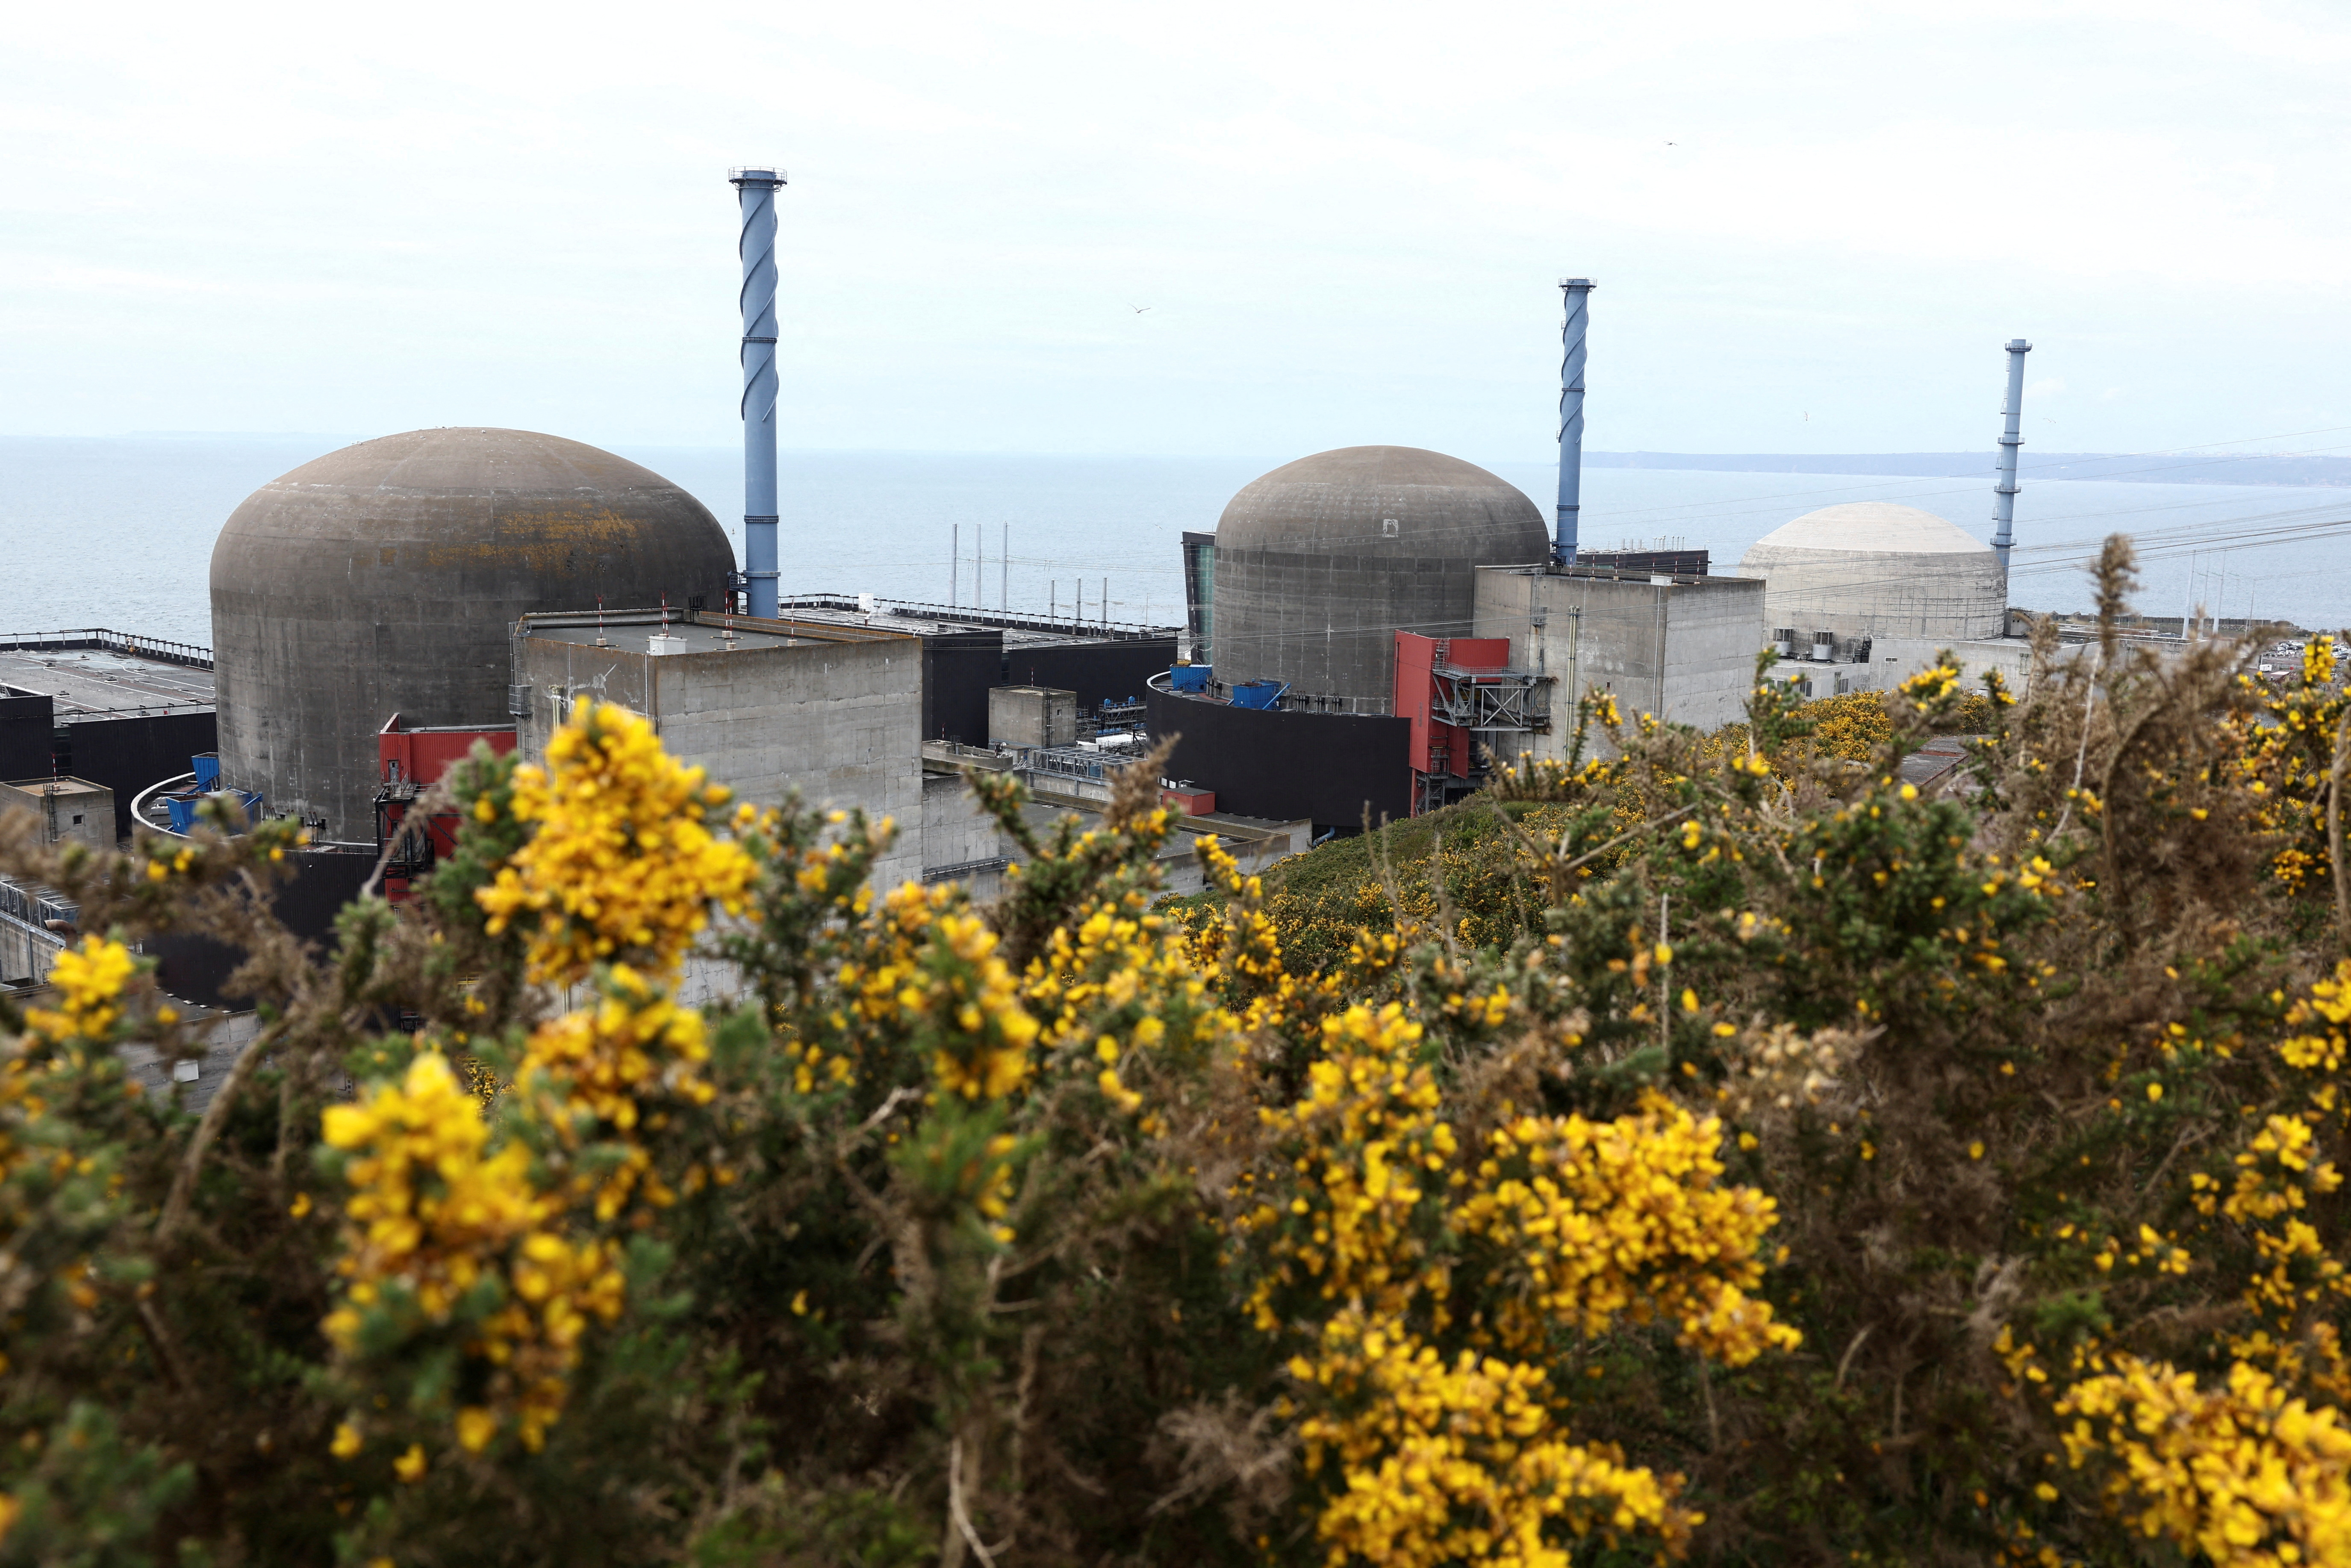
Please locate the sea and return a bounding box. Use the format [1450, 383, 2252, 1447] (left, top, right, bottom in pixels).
[5, 436, 2349, 650]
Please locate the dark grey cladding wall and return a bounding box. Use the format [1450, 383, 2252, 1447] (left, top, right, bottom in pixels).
[210, 429, 737, 840]
[0, 696, 52, 786]
[923, 631, 1003, 744]
[1211, 446, 1547, 702]
[1010, 637, 1177, 713]
[61, 712, 218, 841]
[147, 850, 377, 1008]
[1146, 689, 1410, 833]
[924, 635, 1179, 744]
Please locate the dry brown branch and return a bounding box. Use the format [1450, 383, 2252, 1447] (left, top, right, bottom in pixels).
[156, 1015, 285, 1244]
[2331, 711, 2351, 950]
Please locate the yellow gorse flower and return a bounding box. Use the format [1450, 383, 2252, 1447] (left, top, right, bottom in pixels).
[24, 937, 136, 1046]
[1456, 1093, 1799, 1366]
[1237, 1001, 1797, 1563]
[478, 699, 755, 985]
[2056, 1353, 2351, 1568]
[1297, 1306, 1690, 1567]
[321, 1051, 625, 1453]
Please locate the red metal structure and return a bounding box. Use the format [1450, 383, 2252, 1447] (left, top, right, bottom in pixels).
[1161, 785, 1216, 816]
[379, 713, 515, 790]
[1393, 634, 1546, 815]
[374, 716, 516, 902]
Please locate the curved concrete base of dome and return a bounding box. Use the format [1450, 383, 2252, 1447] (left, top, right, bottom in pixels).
[1212, 544, 1501, 704]
[1739, 545, 2008, 642]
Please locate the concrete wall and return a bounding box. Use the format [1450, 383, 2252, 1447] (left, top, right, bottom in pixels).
[1214, 544, 1482, 704]
[1737, 548, 2006, 643]
[119, 1010, 265, 1114]
[988, 686, 1076, 748]
[923, 771, 1013, 878]
[1473, 568, 1768, 757]
[515, 630, 925, 889]
[0, 908, 62, 987]
[0, 779, 116, 852]
[1661, 581, 1774, 732]
[1865, 637, 2039, 697]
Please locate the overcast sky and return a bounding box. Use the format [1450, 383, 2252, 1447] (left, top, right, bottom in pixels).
[8, 1, 2351, 463]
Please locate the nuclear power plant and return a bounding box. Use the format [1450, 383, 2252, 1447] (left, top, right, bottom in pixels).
[3, 176, 2056, 1021]
[1153, 288, 2036, 826]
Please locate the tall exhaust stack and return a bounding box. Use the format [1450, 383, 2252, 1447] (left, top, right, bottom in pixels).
[1992, 337, 2031, 576]
[1554, 278, 1595, 566]
[731, 166, 787, 618]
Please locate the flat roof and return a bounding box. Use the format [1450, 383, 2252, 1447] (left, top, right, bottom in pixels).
[517, 607, 917, 654]
[775, 595, 1180, 651]
[1476, 561, 1746, 589]
[1, 777, 111, 796]
[0, 645, 216, 720]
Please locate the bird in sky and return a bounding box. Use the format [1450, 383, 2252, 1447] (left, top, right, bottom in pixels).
[1127, 303, 1152, 313]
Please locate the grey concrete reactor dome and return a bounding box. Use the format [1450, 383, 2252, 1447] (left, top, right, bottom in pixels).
[1738, 501, 2006, 643]
[1211, 446, 1548, 702]
[211, 428, 738, 839]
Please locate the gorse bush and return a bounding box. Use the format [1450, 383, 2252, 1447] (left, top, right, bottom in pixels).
[3, 536, 2351, 1566]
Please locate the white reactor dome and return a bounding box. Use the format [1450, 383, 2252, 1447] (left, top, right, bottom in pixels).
[1738, 501, 2005, 642]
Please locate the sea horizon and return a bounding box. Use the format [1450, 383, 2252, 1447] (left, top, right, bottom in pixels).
[7, 435, 2346, 650]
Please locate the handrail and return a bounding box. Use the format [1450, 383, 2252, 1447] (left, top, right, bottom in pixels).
[0, 629, 213, 669]
[130, 773, 198, 840]
[775, 595, 1181, 643]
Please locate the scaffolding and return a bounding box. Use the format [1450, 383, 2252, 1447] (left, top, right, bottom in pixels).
[1429, 657, 1550, 737]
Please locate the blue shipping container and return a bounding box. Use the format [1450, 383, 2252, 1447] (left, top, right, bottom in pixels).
[1231, 680, 1287, 711]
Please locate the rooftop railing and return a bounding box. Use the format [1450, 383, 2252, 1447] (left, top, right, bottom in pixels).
[0, 629, 213, 670]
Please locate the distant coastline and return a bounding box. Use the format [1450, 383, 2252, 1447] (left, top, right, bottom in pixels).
[1589, 451, 2351, 488]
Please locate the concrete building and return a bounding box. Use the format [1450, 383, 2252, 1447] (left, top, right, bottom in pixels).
[211, 428, 738, 842]
[0, 870, 77, 989]
[1832, 635, 2042, 702]
[1207, 447, 1552, 704]
[988, 686, 1077, 748]
[0, 632, 218, 842]
[1738, 502, 2006, 643]
[919, 740, 1311, 900]
[0, 778, 116, 852]
[766, 596, 1177, 746]
[1473, 564, 1767, 753]
[511, 608, 925, 889]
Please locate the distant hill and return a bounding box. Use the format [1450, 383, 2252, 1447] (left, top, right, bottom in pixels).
[1588, 451, 2351, 488]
